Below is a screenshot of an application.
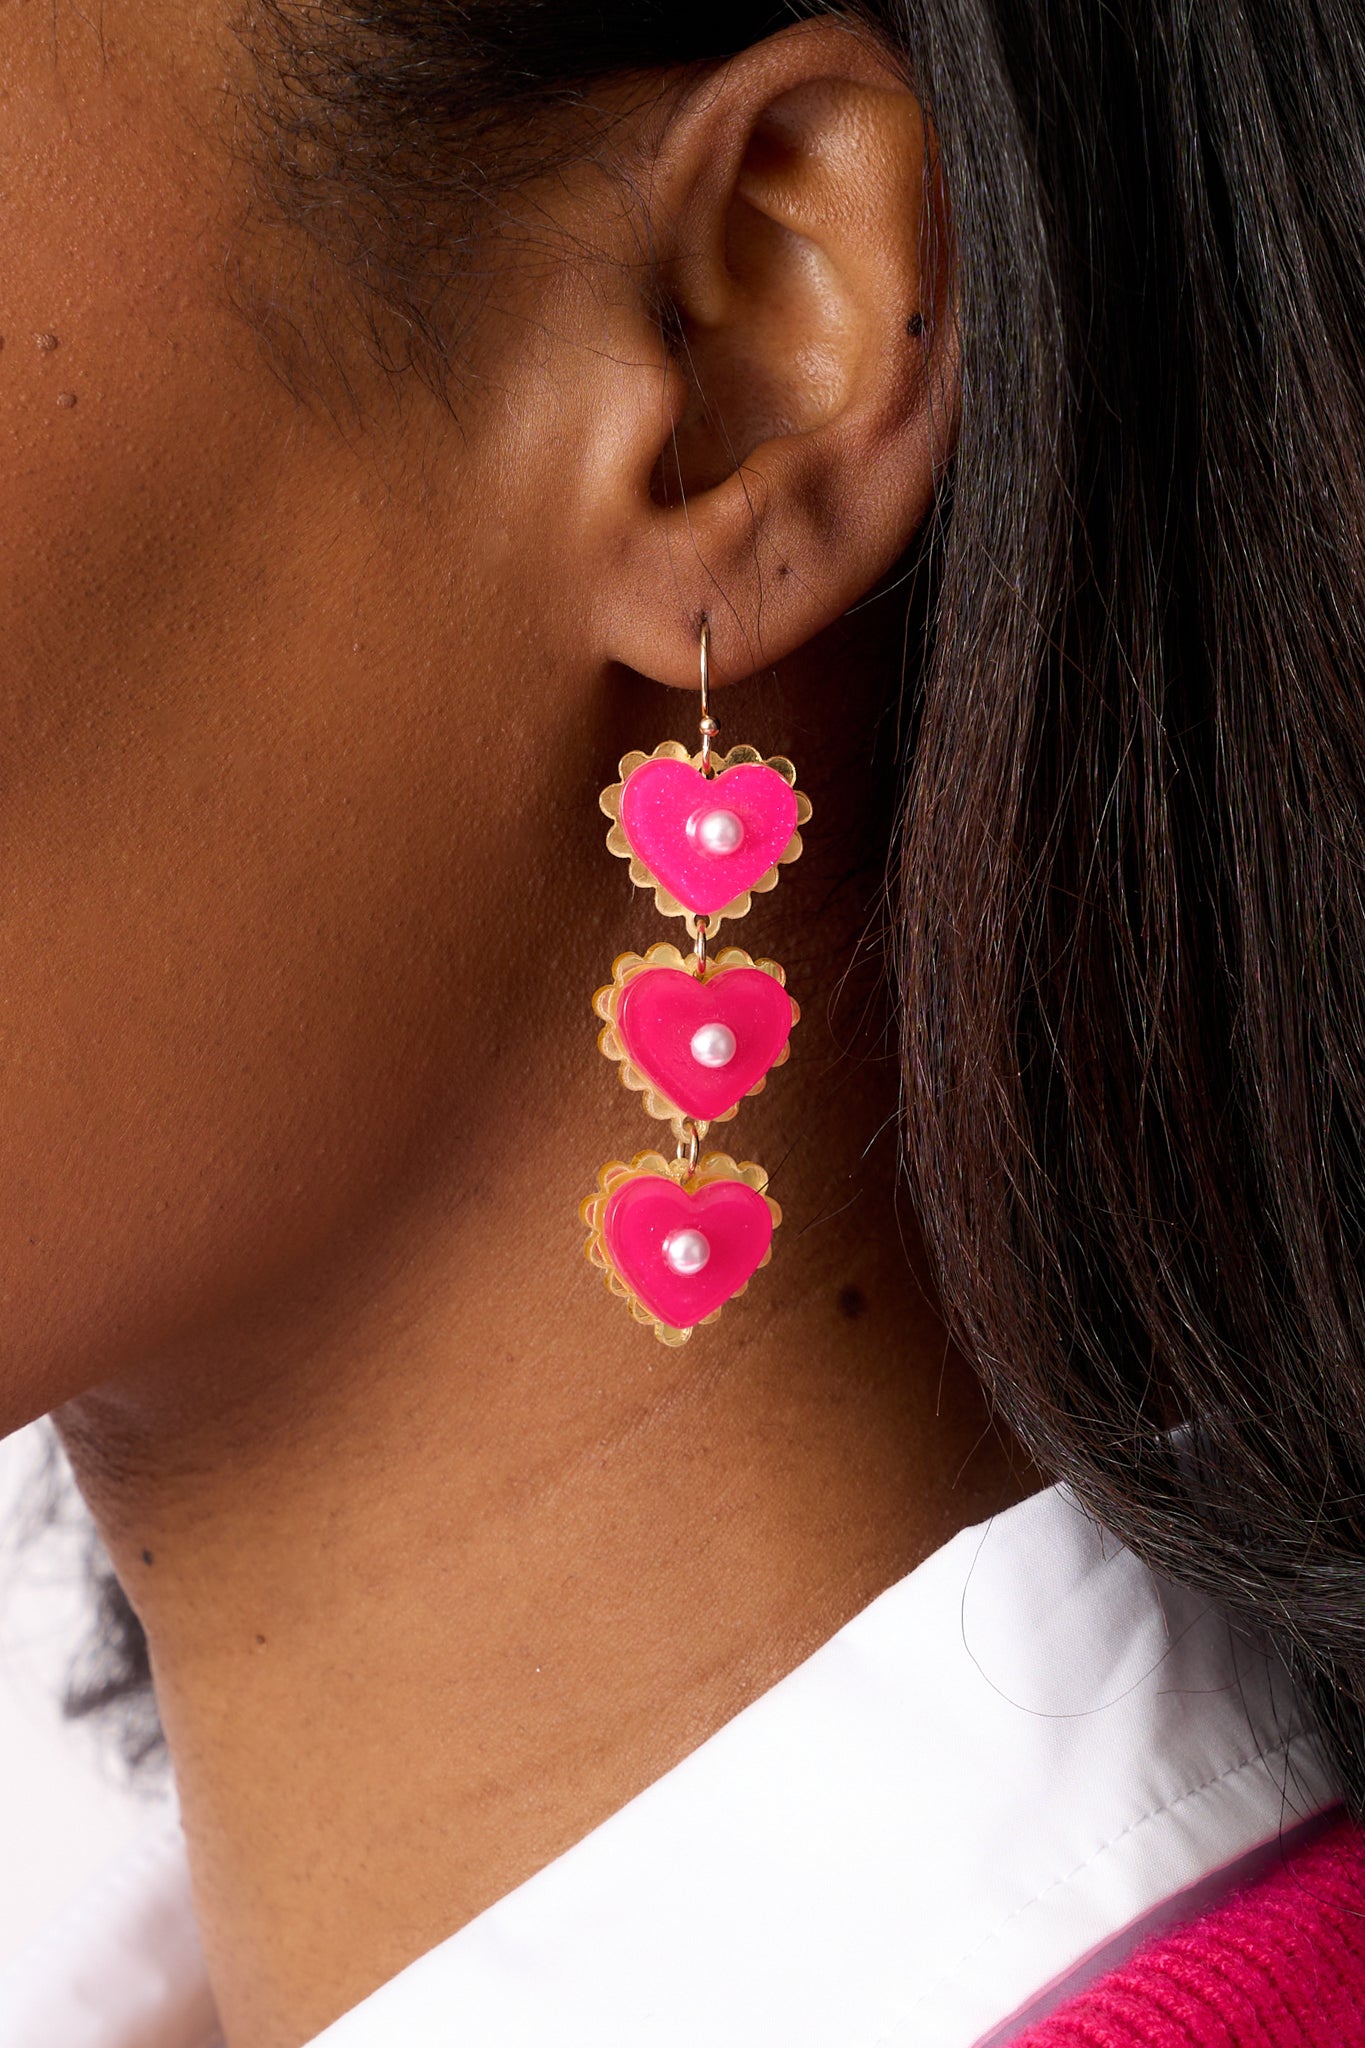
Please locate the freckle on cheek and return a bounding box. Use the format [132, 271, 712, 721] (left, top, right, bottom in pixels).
[56, 392, 78, 408]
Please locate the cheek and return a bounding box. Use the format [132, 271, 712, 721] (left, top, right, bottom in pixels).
[0, 5, 606, 1434]
[0, 7, 471, 1427]
[0, 0, 278, 815]
[0, 6, 248, 638]
[0, 598, 498, 1436]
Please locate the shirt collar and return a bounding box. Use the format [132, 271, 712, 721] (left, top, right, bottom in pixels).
[0, 1482, 1336, 2048]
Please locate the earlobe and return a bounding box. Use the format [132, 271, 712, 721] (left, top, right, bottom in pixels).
[600, 18, 954, 692]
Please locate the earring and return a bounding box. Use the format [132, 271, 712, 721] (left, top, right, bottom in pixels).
[580, 623, 811, 1344]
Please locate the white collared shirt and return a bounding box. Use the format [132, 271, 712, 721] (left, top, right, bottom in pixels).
[0, 1483, 1338, 2048]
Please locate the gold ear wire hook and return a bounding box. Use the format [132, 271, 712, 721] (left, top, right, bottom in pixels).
[698, 620, 718, 777]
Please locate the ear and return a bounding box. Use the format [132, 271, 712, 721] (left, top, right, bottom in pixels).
[593, 17, 954, 692]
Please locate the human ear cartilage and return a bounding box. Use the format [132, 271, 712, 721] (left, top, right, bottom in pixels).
[581, 626, 810, 1344]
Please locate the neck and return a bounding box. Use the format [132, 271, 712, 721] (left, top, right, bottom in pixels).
[57, 623, 1033, 2048]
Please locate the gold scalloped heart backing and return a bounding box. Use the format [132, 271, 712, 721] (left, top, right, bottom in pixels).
[591, 942, 798, 1133]
[580, 1150, 780, 1344]
[598, 742, 812, 934]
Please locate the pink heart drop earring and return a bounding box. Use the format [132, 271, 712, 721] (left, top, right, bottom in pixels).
[580, 623, 811, 1344]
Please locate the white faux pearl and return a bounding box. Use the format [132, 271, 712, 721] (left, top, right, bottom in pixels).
[690, 806, 745, 856]
[662, 1227, 711, 1276]
[690, 1022, 737, 1069]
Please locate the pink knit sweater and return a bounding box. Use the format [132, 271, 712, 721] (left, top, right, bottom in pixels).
[1014, 1819, 1365, 2046]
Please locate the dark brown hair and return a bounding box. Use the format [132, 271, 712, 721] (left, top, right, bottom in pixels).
[57, 0, 1365, 1813]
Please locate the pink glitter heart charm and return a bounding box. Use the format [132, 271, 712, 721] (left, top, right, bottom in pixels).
[601, 745, 810, 927]
[595, 945, 797, 1125]
[582, 1156, 779, 1338]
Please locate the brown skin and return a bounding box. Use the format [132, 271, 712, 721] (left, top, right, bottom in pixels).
[4, 8, 1032, 2044]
